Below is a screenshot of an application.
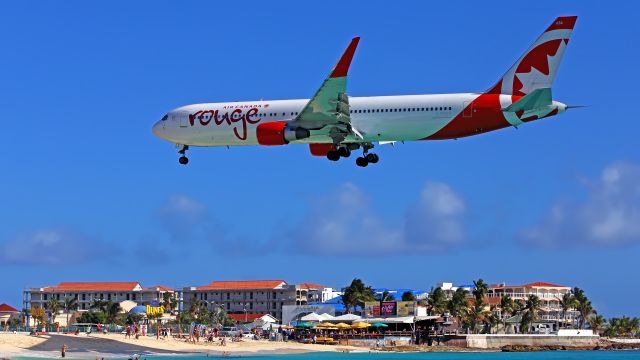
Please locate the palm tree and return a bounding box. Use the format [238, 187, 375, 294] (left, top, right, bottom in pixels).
[342, 279, 375, 314]
[47, 299, 61, 324]
[162, 293, 177, 313]
[401, 291, 416, 302]
[105, 301, 121, 324]
[90, 299, 109, 312]
[558, 292, 577, 328]
[63, 297, 78, 328]
[469, 279, 489, 333]
[573, 288, 594, 329]
[427, 287, 448, 316]
[500, 295, 515, 333]
[520, 295, 541, 334]
[377, 290, 394, 302]
[589, 314, 605, 334]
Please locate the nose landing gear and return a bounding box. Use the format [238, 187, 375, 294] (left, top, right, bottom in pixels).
[178, 145, 189, 165]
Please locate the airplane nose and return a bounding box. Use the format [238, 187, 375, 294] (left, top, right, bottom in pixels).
[152, 121, 163, 138]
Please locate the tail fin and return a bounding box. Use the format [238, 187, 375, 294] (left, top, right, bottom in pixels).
[487, 16, 577, 96]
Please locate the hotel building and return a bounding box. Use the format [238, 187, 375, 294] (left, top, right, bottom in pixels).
[487, 281, 579, 322]
[182, 280, 339, 321]
[23, 282, 177, 312]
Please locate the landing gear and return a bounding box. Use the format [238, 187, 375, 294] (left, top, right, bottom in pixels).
[327, 150, 340, 161]
[178, 145, 189, 165]
[338, 147, 351, 158]
[355, 143, 379, 167]
[327, 146, 352, 162]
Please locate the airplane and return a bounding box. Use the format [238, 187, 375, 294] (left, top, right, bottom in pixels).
[152, 16, 578, 167]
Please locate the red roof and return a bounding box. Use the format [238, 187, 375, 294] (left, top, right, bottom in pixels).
[144, 285, 174, 292]
[227, 313, 267, 322]
[198, 280, 286, 290]
[44, 282, 141, 292]
[0, 303, 19, 312]
[490, 281, 568, 289]
[521, 282, 567, 288]
[297, 283, 328, 290]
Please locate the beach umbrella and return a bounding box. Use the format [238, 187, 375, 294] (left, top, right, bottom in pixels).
[335, 322, 351, 329]
[351, 321, 371, 329]
[296, 322, 314, 328]
[371, 322, 388, 328]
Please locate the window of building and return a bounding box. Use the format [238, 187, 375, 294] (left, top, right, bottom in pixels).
[132, 294, 136, 301]
[43, 294, 48, 300]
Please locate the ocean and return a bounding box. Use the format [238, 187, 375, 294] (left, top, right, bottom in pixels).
[140, 351, 640, 360]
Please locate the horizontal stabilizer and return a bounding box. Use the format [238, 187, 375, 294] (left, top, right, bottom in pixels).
[504, 88, 552, 113]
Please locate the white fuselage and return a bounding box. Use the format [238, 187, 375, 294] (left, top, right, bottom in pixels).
[152, 93, 534, 146]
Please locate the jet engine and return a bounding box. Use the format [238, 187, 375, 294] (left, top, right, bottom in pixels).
[256, 121, 310, 145]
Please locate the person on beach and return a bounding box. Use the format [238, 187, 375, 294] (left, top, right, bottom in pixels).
[61, 343, 68, 358]
[126, 325, 131, 339]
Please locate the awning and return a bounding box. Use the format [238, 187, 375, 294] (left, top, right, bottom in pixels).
[300, 313, 324, 322]
[363, 316, 415, 324]
[331, 313, 362, 322]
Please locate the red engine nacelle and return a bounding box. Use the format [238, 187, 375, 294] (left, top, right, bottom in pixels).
[256, 121, 310, 145]
[309, 143, 336, 156]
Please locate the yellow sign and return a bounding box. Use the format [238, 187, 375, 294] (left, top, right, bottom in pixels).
[146, 304, 165, 316]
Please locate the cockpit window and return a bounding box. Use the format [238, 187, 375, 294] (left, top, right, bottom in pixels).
[161, 114, 168, 121]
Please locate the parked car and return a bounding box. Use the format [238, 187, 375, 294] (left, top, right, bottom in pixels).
[219, 326, 241, 337]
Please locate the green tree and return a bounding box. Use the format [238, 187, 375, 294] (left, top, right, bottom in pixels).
[589, 314, 605, 334]
[519, 295, 541, 334]
[105, 301, 121, 324]
[376, 290, 394, 302]
[47, 299, 61, 324]
[427, 287, 447, 316]
[401, 291, 416, 302]
[500, 295, 515, 333]
[558, 292, 577, 328]
[573, 288, 594, 329]
[447, 288, 468, 326]
[63, 297, 78, 328]
[470, 279, 489, 333]
[342, 279, 375, 314]
[162, 293, 177, 313]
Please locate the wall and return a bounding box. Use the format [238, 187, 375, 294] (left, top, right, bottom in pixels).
[465, 334, 600, 349]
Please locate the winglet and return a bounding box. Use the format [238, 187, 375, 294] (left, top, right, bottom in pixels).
[330, 37, 360, 78]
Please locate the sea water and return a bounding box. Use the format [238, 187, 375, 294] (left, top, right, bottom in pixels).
[13, 351, 640, 360]
[142, 351, 640, 360]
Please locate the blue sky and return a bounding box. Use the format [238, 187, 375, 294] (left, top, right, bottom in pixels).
[1, 1, 639, 317]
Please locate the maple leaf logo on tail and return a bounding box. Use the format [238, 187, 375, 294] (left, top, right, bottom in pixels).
[487, 16, 577, 97]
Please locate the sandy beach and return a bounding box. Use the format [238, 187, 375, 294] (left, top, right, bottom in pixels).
[0, 332, 361, 358]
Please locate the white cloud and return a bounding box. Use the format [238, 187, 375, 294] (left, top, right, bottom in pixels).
[154, 195, 209, 242]
[521, 161, 640, 247]
[285, 181, 467, 256]
[0, 229, 119, 265]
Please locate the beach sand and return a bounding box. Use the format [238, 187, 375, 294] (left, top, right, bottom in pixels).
[0, 333, 361, 358]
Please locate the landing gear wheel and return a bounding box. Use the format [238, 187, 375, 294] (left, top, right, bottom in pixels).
[338, 147, 351, 158]
[179, 156, 189, 165]
[356, 157, 368, 167]
[366, 153, 379, 164]
[326, 150, 340, 161]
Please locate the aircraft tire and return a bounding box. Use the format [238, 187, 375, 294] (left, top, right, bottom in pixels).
[366, 153, 379, 163]
[356, 157, 368, 167]
[338, 147, 351, 158]
[179, 156, 189, 165]
[326, 151, 340, 161]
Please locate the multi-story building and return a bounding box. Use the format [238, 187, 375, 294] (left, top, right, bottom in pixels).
[296, 283, 341, 304]
[183, 280, 296, 321]
[23, 282, 176, 312]
[487, 281, 578, 323]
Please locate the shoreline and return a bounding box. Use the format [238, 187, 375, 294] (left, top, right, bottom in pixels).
[1, 333, 639, 358]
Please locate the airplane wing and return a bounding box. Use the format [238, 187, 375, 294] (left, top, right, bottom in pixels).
[292, 37, 360, 143]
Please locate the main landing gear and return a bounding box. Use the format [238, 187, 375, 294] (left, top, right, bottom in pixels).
[326, 146, 351, 161]
[326, 143, 379, 167]
[178, 145, 189, 165]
